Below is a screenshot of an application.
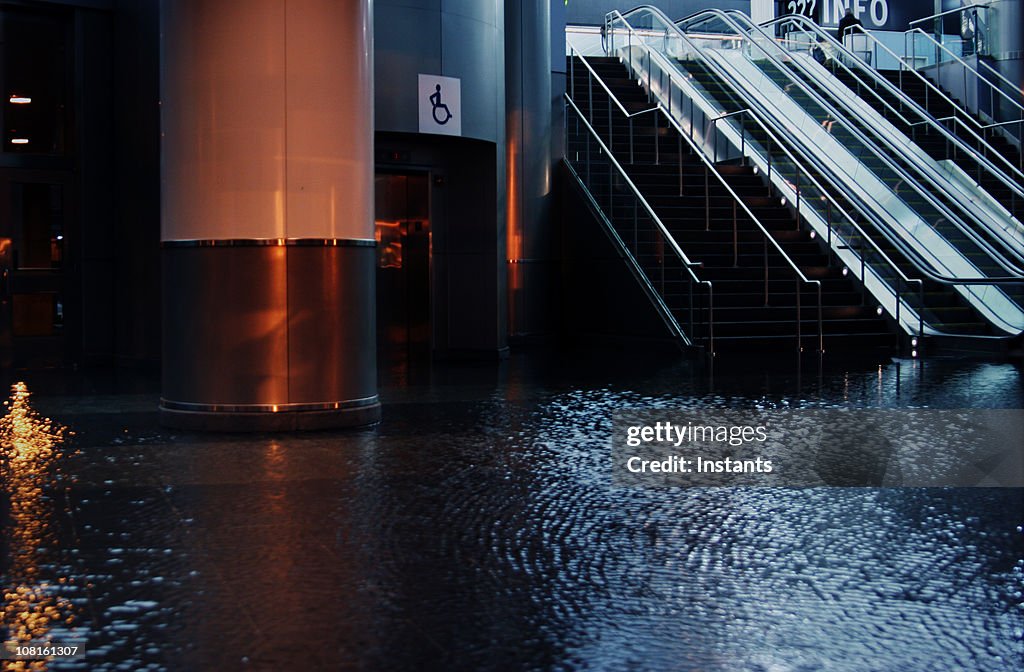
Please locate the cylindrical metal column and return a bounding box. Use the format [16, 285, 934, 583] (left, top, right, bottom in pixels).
[506, 0, 553, 338]
[159, 0, 380, 430]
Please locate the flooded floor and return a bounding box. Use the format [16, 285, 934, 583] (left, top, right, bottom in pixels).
[1, 349, 1022, 671]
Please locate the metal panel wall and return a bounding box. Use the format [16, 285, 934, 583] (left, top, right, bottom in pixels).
[375, 0, 504, 143]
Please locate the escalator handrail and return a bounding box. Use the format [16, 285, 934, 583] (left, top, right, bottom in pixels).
[571, 46, 822, 292]
[673, 7, 1024, 274]
[608, 7, 1024, 284]
[908, 4, 992, 27]
[583, 26, 924, 295]
[904, 27, 1024, 119]
[647, 5, 1024, 277]
[615, 6, 1024, 335]
[756, 13, 1024, 192]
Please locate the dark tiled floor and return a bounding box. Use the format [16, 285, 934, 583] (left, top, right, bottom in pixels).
[1, 350, 1022, 671]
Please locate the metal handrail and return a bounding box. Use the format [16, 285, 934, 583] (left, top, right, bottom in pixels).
[766, 15, 1022, 139]
[909, 27, 1021, 96]
[908, 5, 990, 28]
[905, 27, 1024, 118]
[562, 157, 693, 345]
[563, 97, 703, 278]
[600, 11, 932, 338]
[569, 45, 662, 164]
[564, 92, 714, 350]
[664, 6, 1024, 277]
[609, 5, 1024, 335]
[762, 13, 1024, 191]
[576, 30, 826, 352]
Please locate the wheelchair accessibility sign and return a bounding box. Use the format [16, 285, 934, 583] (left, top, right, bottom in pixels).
[418, 74, 461, 136]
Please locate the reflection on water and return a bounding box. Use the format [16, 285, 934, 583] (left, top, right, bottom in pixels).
[0, 383, 76, 671]
[0, 355, 1020, 670]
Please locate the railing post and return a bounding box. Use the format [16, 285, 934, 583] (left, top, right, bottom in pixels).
[588, 70, 593, 124]
[628, 29, 632, 74]
[826, 199, 833, 263]
[704, 164, 710, 231]
[608, 97, 613, 152]
[689, 97, 695, 142]
[732, 199, 738, 267]
[678, 134, 683, 197]
[654, 112, 660, 166]
[629, 117, 634, 164]
[712, 118, 718, 163]
[708, 285, 714, 355]
[895, 283, 902, 348]
[609, 151, 614, 218]
[795, 170, 800, 230]
[647, 51, 652, 100]
[918, 283, 924, 355]
[668, 74, 672, 117]
[763, 238, 769, 306]
[570, 50, 575, 100]
[989, 85, 994, 128]
[796, 279, 802, 353]
[817, 284, 823, 354]
[586, 125, 591, 186]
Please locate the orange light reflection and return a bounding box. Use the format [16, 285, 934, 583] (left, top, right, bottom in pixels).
[1, 382, 77, 671]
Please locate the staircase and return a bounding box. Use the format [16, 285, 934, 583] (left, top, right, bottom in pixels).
[673, 56, 1001, 340]
[568, 56, 896, 354]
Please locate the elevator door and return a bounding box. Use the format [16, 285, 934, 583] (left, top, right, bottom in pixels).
[375, 172, 431, 354]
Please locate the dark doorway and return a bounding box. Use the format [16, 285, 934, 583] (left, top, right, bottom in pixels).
[0, 173, 70, 368]
[375, 171, 431, 356]
[0, 4, 75, 369]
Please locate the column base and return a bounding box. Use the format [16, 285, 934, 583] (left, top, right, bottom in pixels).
[159, 398, 381, 432]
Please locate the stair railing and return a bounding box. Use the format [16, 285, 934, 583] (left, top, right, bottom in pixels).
[669, 7, 1024, 275]
[762, 13, 1024, 194]
[904, 27, 1024, 156]
[564, 93, 715, 352]
[594, 10, 934, 341]
[571, 40, 827, 352]
[608, 5, 1024, 336]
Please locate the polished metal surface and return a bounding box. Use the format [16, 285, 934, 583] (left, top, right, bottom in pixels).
[374, 0, 504, 143]
[161, 0, 374, 241]
[160, 396, 379, 413]
[161, 238, 376, 248]
[161, 244, 379, 430]
[286, 244, 377, 406]
[505, 0, 555, 337]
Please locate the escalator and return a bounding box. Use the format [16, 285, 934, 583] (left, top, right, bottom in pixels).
[676, 58, 995, 336]
[568, 55, 893, 352]
[830, 68, 1023, 219]
[600, 6, 1024, 350]
[758, 15, 1024, 224]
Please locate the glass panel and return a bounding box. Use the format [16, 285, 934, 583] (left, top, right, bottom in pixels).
[2, 6, 71, 155]
[610, 8, 1024, 330]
